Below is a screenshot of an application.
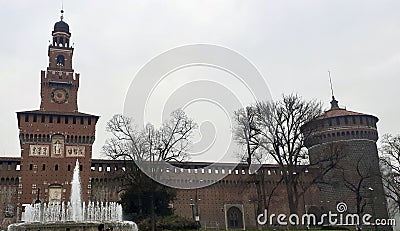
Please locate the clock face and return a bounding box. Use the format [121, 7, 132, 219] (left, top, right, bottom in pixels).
[51, 88, 69, 104]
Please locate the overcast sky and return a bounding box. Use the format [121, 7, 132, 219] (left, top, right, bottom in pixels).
[0, 1, 399, 160]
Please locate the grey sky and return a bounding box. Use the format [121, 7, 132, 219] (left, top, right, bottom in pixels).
[0, 1, 399, 160]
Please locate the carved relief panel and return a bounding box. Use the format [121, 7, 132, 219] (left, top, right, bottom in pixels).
[51, 135, 64, 157]
[29, 145, 50, 156]
[65, 146, 86, 157]
[48, 186, 62, 204]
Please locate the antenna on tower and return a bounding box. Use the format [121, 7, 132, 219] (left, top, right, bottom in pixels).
[328, 70, 335, 99]
[60, 0, 64, 21]
[328, 70, 339, 109]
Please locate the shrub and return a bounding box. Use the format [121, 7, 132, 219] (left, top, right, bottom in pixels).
[158, 215, 199, 230]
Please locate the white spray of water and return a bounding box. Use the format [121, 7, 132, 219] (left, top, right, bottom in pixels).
[21, 159, 123, 222]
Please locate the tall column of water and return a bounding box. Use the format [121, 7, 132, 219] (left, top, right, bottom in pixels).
[70, 159, 83, 221]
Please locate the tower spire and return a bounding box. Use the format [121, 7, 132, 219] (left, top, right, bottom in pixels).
[60, 1, 64, 21]
[328, 70, 339, 109]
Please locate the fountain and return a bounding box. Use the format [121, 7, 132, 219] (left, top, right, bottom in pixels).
[8, 160, 137, 231]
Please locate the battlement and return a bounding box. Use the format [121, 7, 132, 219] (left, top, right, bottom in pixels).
[89, 159, 318, 186]
[0, 158, 20, 180]
[303, 112, 379, 147]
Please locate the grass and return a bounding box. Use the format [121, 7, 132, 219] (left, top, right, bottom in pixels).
[181, 229, 392, 231]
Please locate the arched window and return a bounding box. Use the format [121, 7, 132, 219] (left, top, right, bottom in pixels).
[56, 55, 65, 66]
[227, 206, 244, 229]
[58, 37, 64, 47]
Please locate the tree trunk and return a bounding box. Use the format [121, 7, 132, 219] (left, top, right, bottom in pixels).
[255, 175, 263, 229]
[286, 177, 299, 215]
[150, 192, 156, 231]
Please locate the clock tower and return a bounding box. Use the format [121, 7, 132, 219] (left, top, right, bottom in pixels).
[16, 10, 99, 212]
[40, 9, 78, 112]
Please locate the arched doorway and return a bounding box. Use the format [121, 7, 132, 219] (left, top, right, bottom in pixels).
[227, 206, 244, 229]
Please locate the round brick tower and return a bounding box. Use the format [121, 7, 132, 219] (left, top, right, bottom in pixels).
[302, 96, 388, 222]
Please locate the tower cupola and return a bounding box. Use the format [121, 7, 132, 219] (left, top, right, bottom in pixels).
[52, 10, 71, 48]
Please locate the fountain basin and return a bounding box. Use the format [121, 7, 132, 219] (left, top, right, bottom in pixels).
[8, 221, 138, 231]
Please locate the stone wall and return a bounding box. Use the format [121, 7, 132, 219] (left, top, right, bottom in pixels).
[0, 159, 20, 230]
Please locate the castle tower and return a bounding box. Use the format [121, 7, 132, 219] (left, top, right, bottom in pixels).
[302, 96, 388, 222]
[16, 10, 99, 215]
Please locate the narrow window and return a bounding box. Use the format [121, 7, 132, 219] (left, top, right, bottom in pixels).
[59, 37, 64, 47]
[42, 164, 46, 171]
[49, 116, 53, 123]
[25, 115, 29, 122]
[344, 117, 348, 124]
[360, 116, 364, 124]
[336, 117, 340, 125]
[57, 116, 61, 123]
[80, 117, 84, 125]
[73, 117, 76, 124]
[56, 54, 65, 66]
[33, 115, 37, 122]
[41, 115, 45, 123]
[88, 117, 92, 125]
[55, 164, 59, 171]
[29, 164, 33, 171]
[65, 117, 69, 124]
[68, 165, 71, 171]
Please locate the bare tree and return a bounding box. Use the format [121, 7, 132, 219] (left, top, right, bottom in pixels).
[380, 134, 400, 214]
[235, 94, 327, 216]
[103, 109, 197, 231]
[254, 95, 324, 215]
[234, 106, 261, 166]
[234, 106, 265, 228]
[104, 109, 196, 163]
